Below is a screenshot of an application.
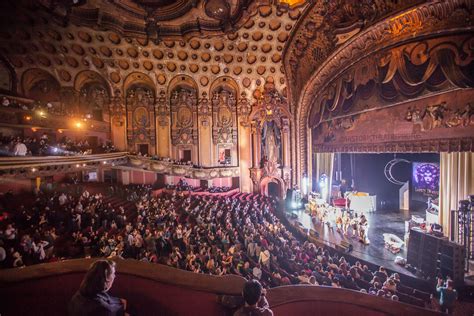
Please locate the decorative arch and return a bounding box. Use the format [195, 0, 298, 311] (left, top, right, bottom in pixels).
[124, 72, 156, 155]
[260, 176, 286, 199]
[21, 68, 60, 101]
[0, 56, 16, 93]
[209, 76, 239, 97]
[285, 0, 474, 188]
[74, 70, 111, 121]
[123, 72, 156, 96]
[168, 75, 198, 96]
[74, 70, 111, 95]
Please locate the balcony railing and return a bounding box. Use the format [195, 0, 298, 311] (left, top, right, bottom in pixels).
[128, 156, 240, 179]
[0, 153, 240, 180]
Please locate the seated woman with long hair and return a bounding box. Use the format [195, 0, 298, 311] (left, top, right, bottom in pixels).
[69, 259, 128, 316]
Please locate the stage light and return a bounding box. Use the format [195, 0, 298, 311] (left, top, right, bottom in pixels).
[31, 168, 36, 172]
[319, 173, 329, 202]
[25, 115, 32, 121]
[302, 176, 309, 196]
[53, 147, 58, 153]
[82, 163, 86, 167]
[38, 110, 46, 118]
[75, 121, 83, 128]
[102, 161, 107, 165]
[76, 164, 80, 168]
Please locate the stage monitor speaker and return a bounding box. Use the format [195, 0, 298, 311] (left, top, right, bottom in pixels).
[336, 240, 353, 253]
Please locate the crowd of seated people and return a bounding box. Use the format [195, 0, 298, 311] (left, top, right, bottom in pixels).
[207, 186, 232, 193]
[0, 184, 438, 310]
[0, 135, 116, 157]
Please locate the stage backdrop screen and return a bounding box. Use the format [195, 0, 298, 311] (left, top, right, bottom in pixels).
[411, 162, 440, 201]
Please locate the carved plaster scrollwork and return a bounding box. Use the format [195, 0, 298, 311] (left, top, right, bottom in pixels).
[198, 92, 211, 125]
[110, 89, 126, 127]
[405, 102, 474, 131]
[237, 92, 252, 127]
[155, 90, 169, 127]
[126, 87, 155, 146]
[170, 89, 198, 145]
[212, 89, 237, 144]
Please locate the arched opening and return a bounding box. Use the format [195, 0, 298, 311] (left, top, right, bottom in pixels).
[260, 176, 285, 199]
[74, 70, 111, 121]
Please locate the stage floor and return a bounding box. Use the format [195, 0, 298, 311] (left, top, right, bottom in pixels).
[289, 207, 425, 276]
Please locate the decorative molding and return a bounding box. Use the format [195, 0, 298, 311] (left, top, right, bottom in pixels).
[313, 137, 474, 153]
[287, 0, 474, 190]
[129, 156, 240, 180]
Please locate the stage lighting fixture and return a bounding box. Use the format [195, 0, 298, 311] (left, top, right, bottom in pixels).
[38, 110, 46, 117]
[319, 174, 329, 201]
[53, 147, 58, 153]
[75, 121, 83, 128]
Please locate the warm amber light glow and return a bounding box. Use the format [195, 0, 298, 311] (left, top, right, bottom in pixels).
[37, 110, 46, 118]
[25, 115, 32, 121]
[75, 121, 83, 128]
[278, 0, 306, 7]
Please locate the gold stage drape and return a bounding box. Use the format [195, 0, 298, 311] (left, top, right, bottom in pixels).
[315, 153, 334, 201]
[439, 152, 474, 237]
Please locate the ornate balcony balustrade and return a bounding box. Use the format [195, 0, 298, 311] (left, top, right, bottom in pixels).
[0, 153, 240, 180]
[128, 156, 240, 180]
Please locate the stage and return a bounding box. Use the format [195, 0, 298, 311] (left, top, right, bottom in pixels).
[288, 206, 426, 278]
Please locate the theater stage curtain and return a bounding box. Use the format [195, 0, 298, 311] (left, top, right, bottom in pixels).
[315, 153, 334, 201]
[439, 152, 474, 237]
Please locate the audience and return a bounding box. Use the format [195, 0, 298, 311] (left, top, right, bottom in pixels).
[0, 135, 116, 157]
[0, 184, 435, 310]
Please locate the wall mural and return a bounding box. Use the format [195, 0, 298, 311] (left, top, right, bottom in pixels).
[170, 88, 198, 145]
[126, 86, 156, 154]
[312, 90, 474, 153]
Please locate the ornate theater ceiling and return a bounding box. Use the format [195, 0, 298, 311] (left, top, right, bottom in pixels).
[0, 0, 306, 100]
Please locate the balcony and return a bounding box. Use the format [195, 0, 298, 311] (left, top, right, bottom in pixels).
[128, 156, 240, 179]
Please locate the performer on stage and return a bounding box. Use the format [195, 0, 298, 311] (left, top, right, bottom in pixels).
[342, 211, 351, 236]
[358, 214, 370, 245]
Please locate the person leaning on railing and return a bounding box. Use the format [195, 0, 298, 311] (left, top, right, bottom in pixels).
[69, 259, 129, 316]
[234, 280, 273, 316]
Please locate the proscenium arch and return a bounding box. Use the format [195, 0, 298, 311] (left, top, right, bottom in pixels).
[74, 70, 112, 96]
[21, 68, 60, 101]
[287, 0, 474, 188]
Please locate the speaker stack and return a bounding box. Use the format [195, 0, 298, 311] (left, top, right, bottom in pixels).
[407, 228, 466, 286]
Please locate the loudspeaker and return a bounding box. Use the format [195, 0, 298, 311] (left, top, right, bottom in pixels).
[336, 240, 353, 253]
